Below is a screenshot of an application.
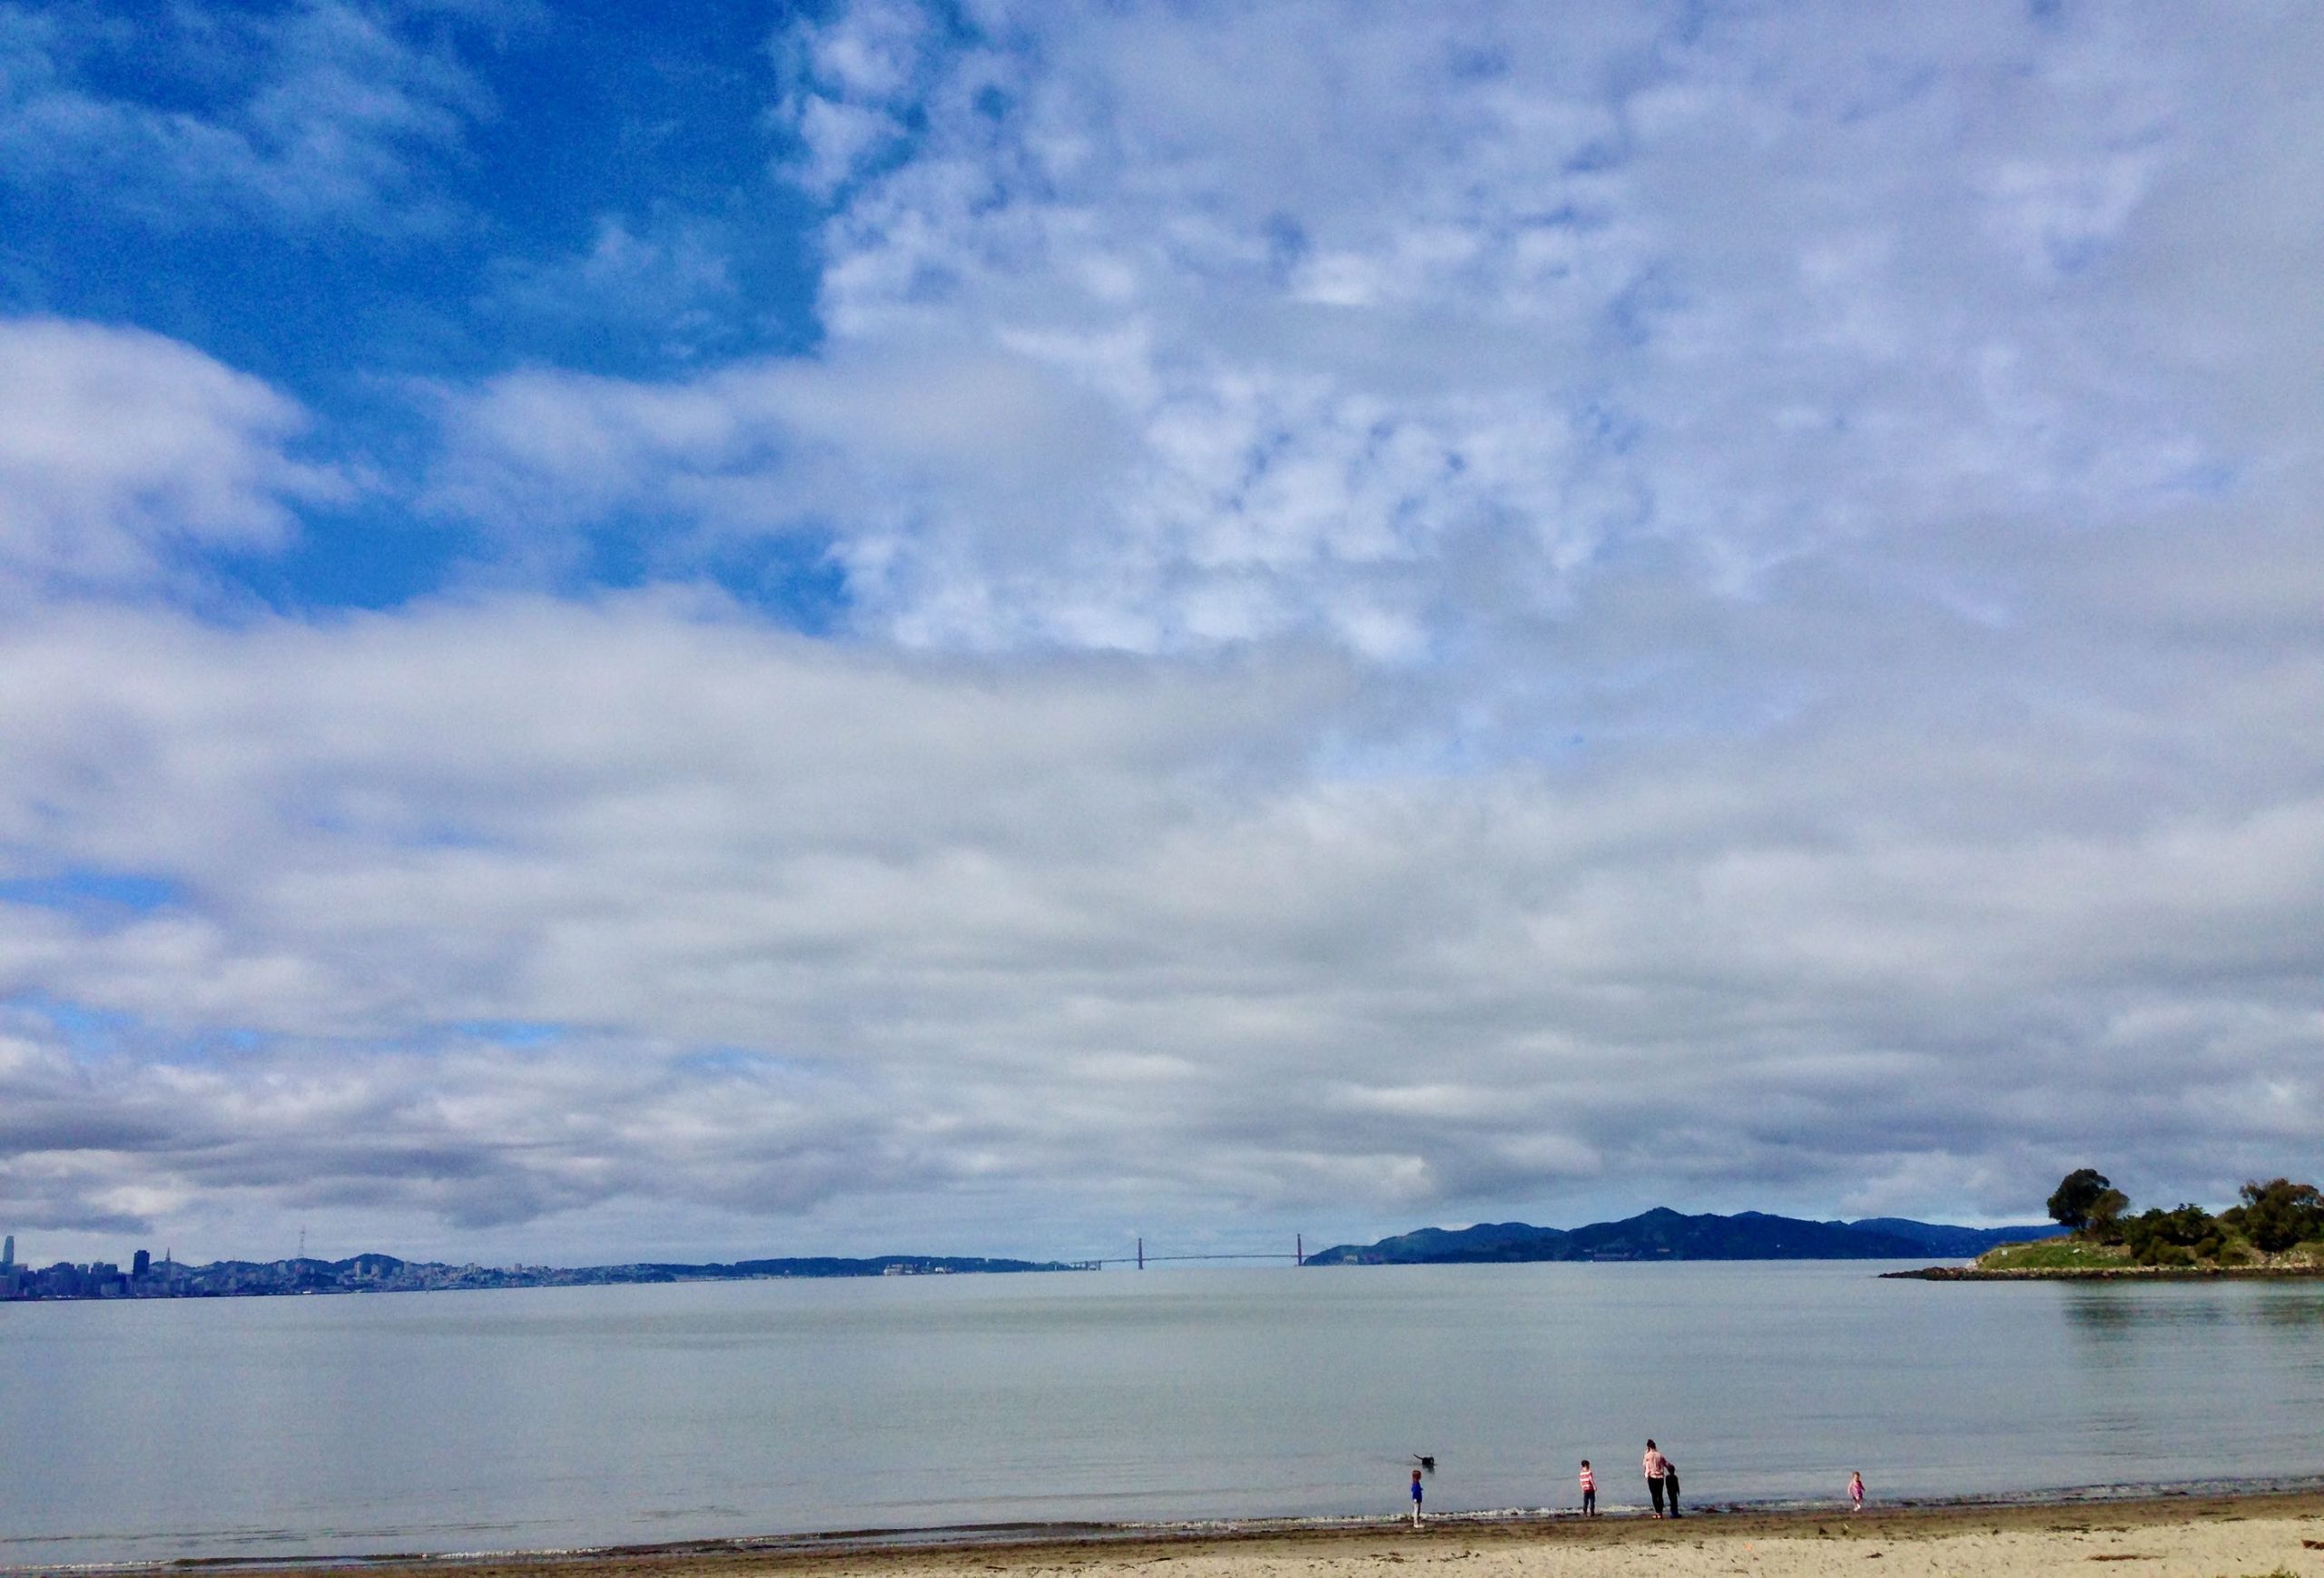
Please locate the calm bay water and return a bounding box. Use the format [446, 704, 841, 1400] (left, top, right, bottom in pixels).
[5, 1262, 2324, 1567]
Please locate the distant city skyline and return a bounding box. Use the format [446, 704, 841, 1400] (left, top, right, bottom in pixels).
[4, 3, 2321, 1265]
[0, 1236, 1089, 1300]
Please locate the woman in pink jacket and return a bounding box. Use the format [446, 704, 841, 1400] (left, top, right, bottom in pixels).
[1642, 1440, 1669, 1517]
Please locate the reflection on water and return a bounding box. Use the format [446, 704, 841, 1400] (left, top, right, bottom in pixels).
[3, 1263, 2321, 1567]
[2252, 1290, 2324, 1330]
[2044, 1281, 2324, 1478]
[2056, 1285, 2224, 1336]
[2060, 1280, 2324, 1336]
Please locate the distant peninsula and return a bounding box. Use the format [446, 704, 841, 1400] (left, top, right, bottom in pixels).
[0, 1248, 1088, 1302]
[1301, 1207, 2063, 1265]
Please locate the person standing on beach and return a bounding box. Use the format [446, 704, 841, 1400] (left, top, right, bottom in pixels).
[1849, 1471, 1865, 1514]
[1578, 1460, 1596, 1516]
[1410, 1468, 1424, 1527]
[1663, 1456, 1680, 1518]
[1642, 1439, 1669, 1517]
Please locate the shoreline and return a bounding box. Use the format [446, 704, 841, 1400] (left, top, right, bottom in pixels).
[26, 1484, 2324, 1578]
[1887, 1264, 2324, 1279]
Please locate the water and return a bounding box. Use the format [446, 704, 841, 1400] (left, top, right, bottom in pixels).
[5, 1262, 2324, 1567]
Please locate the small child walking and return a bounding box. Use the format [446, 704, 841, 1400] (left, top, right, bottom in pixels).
[1578, 1460, 1596, 1516]
[1410, 1468, 1424, 1527]
[1848, 1471, 1865, 1514]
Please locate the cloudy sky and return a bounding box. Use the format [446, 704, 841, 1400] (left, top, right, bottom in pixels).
[3, 0, 2319, 1267]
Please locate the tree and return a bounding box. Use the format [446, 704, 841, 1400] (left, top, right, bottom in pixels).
[2122, 1204, 2218, 1265]
[2048, 1169, 2122, 1233]
[2235, 1179, 2324, 1254]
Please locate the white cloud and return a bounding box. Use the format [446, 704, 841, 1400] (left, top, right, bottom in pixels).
[0, 317, 344, 592]
[0, 581, 2319, 1257]
[767, 0, 931, 197]
[0, 0, 492, 228]
[430, 2, 2318, 666]
[478, 212, 743, 362]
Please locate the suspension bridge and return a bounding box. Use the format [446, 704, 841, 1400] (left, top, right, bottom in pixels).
[1071, 1235, 1310, 1269]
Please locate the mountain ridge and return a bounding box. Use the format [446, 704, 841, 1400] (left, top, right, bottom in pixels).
[1302, 1208, 2063, 1265]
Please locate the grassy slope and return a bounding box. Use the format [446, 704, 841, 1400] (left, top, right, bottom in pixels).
[1977, 1238, 2137, 1270]
[1974, 1235, 2324, 1272]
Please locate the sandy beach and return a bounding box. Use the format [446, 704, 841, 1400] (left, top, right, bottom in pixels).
[177, 1492, 2324, 1578]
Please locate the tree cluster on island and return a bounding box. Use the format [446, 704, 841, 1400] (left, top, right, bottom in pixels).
[2043, 1168, 2324, 1268]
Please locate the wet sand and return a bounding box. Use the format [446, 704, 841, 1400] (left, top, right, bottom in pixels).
[168, 1491, 2324, 1578]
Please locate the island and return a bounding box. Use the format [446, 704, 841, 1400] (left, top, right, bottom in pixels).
[1886, 1169, 2324, 1278]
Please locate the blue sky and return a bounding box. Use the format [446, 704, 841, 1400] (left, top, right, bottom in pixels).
[4, 0, 831, 616]
[3, 0, 2321, 1266]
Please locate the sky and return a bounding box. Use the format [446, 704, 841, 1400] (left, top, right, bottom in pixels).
[3, 0, 2320, 1268]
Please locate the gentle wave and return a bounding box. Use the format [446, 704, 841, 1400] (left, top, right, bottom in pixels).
[22, 1474, 2324, 1577]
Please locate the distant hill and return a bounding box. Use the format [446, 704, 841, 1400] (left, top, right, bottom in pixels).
[1829, 1218, 2067, 1257]
[1302, 1208, 2063, 1266]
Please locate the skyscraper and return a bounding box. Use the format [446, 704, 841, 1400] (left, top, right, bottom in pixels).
[2, 1234, 12, 1268]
